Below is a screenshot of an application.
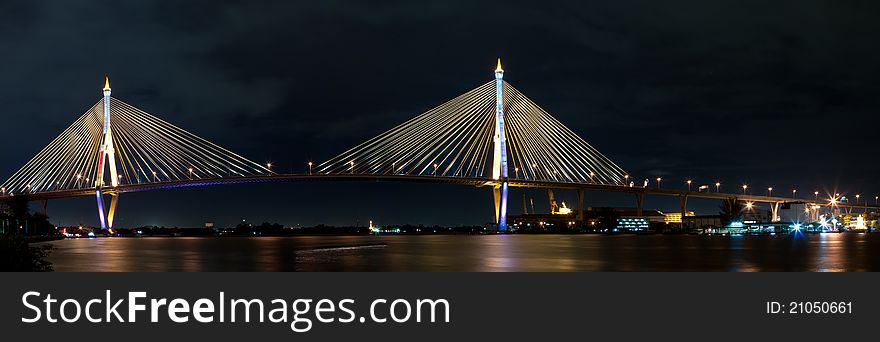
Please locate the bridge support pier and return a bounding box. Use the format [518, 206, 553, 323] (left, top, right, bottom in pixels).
[577, 189, 585, 222]
[679, 195, 689, 231]
[96, 191, 120, 229]
[771, 202, 780, 222]
[635, 193, 644, 217]
[493, 182, 509, 231]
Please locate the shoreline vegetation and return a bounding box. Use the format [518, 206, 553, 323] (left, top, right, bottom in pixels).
[0, 234, 54, 271]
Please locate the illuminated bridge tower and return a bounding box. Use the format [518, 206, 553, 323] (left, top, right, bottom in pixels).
[492, 59, 509, 231]
[95, 77, 120, 230]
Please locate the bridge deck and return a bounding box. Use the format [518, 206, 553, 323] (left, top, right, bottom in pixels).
[2, 173, 876, 210]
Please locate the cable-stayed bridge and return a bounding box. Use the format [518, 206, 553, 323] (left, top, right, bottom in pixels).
[1, 62, 876, 230]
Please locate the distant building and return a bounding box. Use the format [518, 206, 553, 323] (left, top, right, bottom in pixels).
[663, 211, 695, 224]
[615, 217, 650, 232]
[743, 209, 771, 223]
[684, 215, 723, 230]
[508, 207, 666, 231]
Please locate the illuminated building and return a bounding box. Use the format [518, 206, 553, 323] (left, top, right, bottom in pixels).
[662, 211, 695, 224]
[615, 217, 650, 232]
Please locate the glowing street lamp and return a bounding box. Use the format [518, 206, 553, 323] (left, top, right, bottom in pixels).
[1, 187, 5, 196]
[876, 195, 879, 205]
[792, 189, 797, 198]
[767, 187, 773, 197]
[656, 177, 662, 188]
[350, 160, 355, 174]
[308, 161, 313, 175]
[433, 163, 439, 176]
[188, 167, 194, 179]
[686, 179, 692, 191]
[514, 167, 520, 178]
[745, 201, 754, 210]
[152, 171, 158, 181]
[742, 184, 748, 194]
[715, 182, 721, 193]
[814, 191, 819, 201]
[856, 194, 861, 205]
[590, 171, 595, 183]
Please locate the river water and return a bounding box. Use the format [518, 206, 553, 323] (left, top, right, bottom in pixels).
[38, 233, 880, 272]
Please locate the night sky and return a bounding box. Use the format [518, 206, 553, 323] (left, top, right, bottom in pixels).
[1, 0, 877, 228]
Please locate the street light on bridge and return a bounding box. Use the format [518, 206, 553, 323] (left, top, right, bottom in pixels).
[792, 189, 797, 198]
[188, 167, 194, 179]
[814, 191, 819, 201]
[686, 179, 692, 191]
[715, 182, 721, 193]
[656, 177, 662, 188]
[742, 184, 748, 194]
[350, 160, 355, 174]
[590, 171, 595, 183]
[767, 187, 773, 197]
[308, 161, 313, 175]
[856, 194, 861, 205]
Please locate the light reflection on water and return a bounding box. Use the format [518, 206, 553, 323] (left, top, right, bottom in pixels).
[38, 233, 880, 272]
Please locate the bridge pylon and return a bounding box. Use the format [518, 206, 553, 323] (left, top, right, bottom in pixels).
[492, 59, 509, 231]
[96, 77, 120, 229]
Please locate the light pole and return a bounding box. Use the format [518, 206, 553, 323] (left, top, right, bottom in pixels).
[433, 163, 438, 176]
[814, 191, 819, 201]
[624, 174, 630, 185]
[876, 195, 878, 205]
[792, 189, 797, 198]
[656, 177, 662, 188]
[350, 161, 354, 174]
[188, 167, 194, 180]
[152, 171, 158, 181]
[514, 167, 519, 178]
[767, 187, 773, 197]
[742, 184, 748, 194]
[715, 182, 721, 193]
[687, 179, 692, 191]
[308, 161, 313, 175]
[856, 194, 861, 206]
[590, 172, 595, 183]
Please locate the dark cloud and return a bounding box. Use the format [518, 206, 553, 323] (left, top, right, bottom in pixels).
[1, 0, 878, 227]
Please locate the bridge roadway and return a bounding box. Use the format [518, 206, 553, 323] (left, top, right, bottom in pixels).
[1, 173, 877, 210]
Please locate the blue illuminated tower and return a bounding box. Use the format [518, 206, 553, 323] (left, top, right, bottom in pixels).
[492, 59, 509, 231]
